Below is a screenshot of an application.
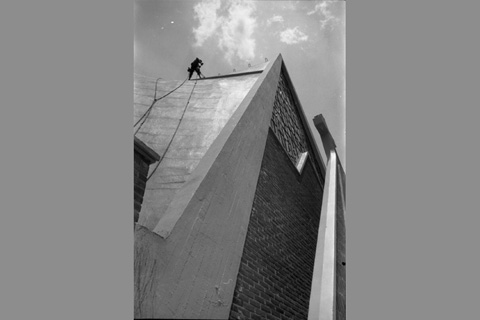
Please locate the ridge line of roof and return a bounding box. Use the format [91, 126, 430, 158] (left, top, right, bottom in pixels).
[191, 69, 263, 81]
[278, 59, 327, 180]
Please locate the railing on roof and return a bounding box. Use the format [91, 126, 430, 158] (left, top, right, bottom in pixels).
[193, 60, 270, 81]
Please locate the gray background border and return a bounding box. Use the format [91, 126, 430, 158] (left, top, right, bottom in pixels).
[1, 0, 479, 319]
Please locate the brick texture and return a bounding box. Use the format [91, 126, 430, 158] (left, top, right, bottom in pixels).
[229, 130, 323, 320]
[335, 163, 346, 320]
[270, 71, 323, 181]
[270, 72, 308, 165]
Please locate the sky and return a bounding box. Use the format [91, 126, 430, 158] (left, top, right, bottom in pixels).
[134, 0, 345, 168]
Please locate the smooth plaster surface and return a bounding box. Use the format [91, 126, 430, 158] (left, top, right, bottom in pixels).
[134, 73, 260, 231]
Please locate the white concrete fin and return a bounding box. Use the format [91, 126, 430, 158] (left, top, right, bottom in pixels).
[295, 151, 309, 174]
[308, 150, 337, 320]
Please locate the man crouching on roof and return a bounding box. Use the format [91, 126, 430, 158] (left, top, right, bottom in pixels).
[188, 57, 205, 80]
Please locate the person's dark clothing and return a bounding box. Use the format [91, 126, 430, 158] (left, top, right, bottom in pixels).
[188, 58, 204, 80]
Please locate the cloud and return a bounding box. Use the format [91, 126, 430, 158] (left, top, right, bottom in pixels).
[280, 27, 308, 45]
[280, 2, 297, 11]
[218, 1, 257, 63]
[307, 1, 328, 15]
[307, 1, 340, 30]
[266, 15, 284, 26]
[192, 0, 257, 64]
[192, 0, 222, 46]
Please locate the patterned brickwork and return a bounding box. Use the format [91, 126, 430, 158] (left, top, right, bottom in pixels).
[229, 130, 323, 320]
[270, 72, 307, 165]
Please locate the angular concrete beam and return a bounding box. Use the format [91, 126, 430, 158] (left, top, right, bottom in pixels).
[134, 136, 160, 164]
[313, 114, 336, 160]
[308, 150, 337, 320]
[295, 151, 309, 174]
[311, 113, 347, 319]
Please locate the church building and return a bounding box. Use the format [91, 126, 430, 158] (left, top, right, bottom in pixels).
[133, 54, 346, 320]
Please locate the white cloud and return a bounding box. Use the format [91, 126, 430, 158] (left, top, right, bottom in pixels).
[192, 0, 222, 46]
[280, 27, 308, 45]
[192, 0, 257, 64]
[266, 15, 284, 26]
[307, 1, 340, 30]
[280, 2, 297, 11]
[218, 1, 257, 63]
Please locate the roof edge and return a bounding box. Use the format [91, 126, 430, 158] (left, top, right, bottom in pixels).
[192, 69, 264, 81]
[279, 60, 327, 180]
[134, 136, 160, 164]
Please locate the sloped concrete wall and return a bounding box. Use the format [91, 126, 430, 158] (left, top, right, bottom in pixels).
[134, 73, 260, 231]
[134, 55, 283, 319]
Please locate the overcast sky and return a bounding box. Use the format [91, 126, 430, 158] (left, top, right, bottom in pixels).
[135, 0, 345, 167]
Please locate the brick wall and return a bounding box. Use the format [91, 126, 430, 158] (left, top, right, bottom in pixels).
[335, 163, 346, 320]
[229, 130, 323, 320]
[270, 72, 308, 165]
[270, 71, 323, 182]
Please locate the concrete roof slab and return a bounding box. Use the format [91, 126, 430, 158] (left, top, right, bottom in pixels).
[134, 71, 263, 231]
